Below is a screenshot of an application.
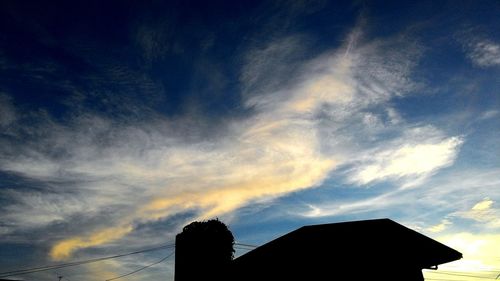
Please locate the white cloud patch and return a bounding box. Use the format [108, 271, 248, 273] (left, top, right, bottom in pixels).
[424, 232, 500, 278]
[301, 191, 400, 218]
[347, 127, 463, 187]
[459, 30, 500, 68]
[467, 40, 500, 67]
[456, 198, 500, 228]
[427, 219, 452, 233]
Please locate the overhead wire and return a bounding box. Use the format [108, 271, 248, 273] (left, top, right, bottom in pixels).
[234, 247, 253, 253]
[1, 240, 258, 279]
[432, 266, 500, 273]
[425, 271, 499, 280]
[104, 251, 175, 281]
[0, 243, 175, 278]
[425, 269, 500, 274]
[234, 245, 254, 247]
[234, 243, 258, 248]
[426, 279, 463, 281]
[234, 242, 258, 254]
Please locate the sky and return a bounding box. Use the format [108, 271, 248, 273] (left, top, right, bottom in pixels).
[0, 1, 499, 280]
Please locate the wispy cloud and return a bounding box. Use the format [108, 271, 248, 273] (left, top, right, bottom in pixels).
[301, 190, 402, 218]
[0, 26, 463, 263]
[240, 35, 308, 95]
[0, 93, 17, 127]
[467, 40, 500, 67]
[455, 198, 500, 229]
[298, 168, 500, 220]
[347, 128, 463, 187]
[459, 29, 500, 67]
[479, 110, 499, 120]
[426, 232, 500, 278]
[427, 219, 452, 233]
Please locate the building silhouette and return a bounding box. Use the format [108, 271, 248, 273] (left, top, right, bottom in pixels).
[175, 218, 462, 281]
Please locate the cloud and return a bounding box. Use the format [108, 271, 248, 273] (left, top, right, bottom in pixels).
[297, 167, 500, 220]
[0, 93, 17, 127]
[472, 198, 493, 211]
[347, 129, 463, 187]
[425, 232, 500, 277]
[134, 23, 171, 62]
[458, 30, 500, 68]
[479, 110, 499, 120]
[44, 98, 337, 259]
[427, 219, 452, 233]
[0, 77, 337, 260]
[240, 36, 308, 95]
[50, 225, 135, 259]
[455, 198, 500, 228]
[467, 40, 500, 67]
[2, 189, 93, 228]
[0, 26, 463, 262]
[301, 191, 401, 218]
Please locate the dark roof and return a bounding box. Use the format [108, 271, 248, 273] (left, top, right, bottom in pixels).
[233, 218, 462, 271]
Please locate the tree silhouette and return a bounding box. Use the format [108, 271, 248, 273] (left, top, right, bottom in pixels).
[181, 219, 235, 261]
[175, 219, 234, 281]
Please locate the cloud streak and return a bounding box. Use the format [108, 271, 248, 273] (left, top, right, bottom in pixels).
[428, 232, 500, 277]
[467, 40, 500, 67]
[347, 128, 463, 187]
[455, 198, 500, 229]
[458, 30, 500, 67]
[299, 167, 500, 220]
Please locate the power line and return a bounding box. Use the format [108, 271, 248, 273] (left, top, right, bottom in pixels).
[2, 241, 256, 278]
[234, 244, 254, 247]
[234, 247, 253, 253]
[105, 251, 174, 281]
[0, 243, 175, 278]
[234, 246, 255, 250]
[435, 269, 500, 274]
[234, 243, 258, 248]
[426, 271, 498, 280]
[434, 266, 500, 272]
[426, 278, 494, 281]
[425, 269, 500, 274]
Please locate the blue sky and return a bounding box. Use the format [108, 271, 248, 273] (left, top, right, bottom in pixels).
[0, 1, 499, 280]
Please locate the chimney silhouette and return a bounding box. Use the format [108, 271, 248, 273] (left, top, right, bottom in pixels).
[174, 219, 234, 281]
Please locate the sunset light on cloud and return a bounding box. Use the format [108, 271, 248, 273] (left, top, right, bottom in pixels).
[1, 1, 500, 281]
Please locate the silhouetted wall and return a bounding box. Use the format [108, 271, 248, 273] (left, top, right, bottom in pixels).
[230, 219, 461, 281]
[174, 219, 234, 281]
